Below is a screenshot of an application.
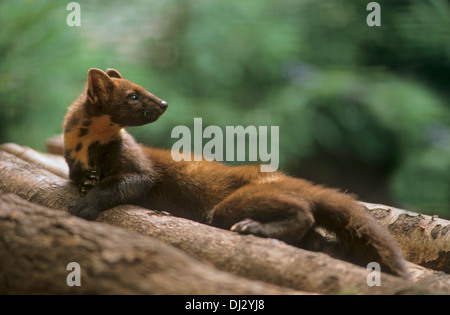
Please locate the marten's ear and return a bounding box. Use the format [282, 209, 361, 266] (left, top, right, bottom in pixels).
[87, 68, 113, 104]
[106, 68, 124, 79]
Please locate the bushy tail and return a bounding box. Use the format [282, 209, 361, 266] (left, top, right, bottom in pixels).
[311, 188, 410, 279]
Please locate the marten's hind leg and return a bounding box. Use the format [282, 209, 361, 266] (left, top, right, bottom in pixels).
[207, 183, 314, 245]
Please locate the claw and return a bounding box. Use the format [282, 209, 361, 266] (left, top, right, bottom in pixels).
[230, 218, 262, 235]
[79, 168, 100, 195]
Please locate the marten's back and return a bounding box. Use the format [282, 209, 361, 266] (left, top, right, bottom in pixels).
[142, 146, 271, 221]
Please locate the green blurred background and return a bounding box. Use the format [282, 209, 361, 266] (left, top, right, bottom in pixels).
[1, 0, 449, 218]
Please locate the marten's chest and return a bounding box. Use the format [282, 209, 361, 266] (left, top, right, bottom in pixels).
[64, 115, 123, 170]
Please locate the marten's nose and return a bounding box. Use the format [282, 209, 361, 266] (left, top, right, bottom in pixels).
[159, 100, 168, 111]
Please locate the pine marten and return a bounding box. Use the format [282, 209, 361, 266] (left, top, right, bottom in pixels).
[64, 68, 410, 279]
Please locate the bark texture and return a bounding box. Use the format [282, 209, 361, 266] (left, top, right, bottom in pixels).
[0, 193, 299, 294]
[363, 203, 450, 273]
[1, 144, 449, 294]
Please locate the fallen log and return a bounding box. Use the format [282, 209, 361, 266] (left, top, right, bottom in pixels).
[0, 193, 300, 294]
[2, 142, 449, 273]
[364, 203, 450, 273]
[1, 148, 449, 294]
[0, 142, 68, 179]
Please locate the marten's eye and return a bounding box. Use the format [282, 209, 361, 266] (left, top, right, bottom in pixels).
[127, 94, 140, 101]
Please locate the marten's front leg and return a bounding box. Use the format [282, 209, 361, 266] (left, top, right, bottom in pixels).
[69, 173, 154, 220]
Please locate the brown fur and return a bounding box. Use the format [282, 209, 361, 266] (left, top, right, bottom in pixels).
[64, 68, 410, 279]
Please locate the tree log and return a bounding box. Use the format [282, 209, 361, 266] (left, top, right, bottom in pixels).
[45, 134, 65, 156]
[2, 142, 449, 273]
[0, 193, 300, 294]
[1, 143, 68, 179]
[1, 146, 449, 294]
[363, 203, 450, 273]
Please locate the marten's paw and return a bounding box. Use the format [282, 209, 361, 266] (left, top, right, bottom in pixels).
[231, 218, 265, 236]
[79, 169, 100, 196]
[68, 198, 100, 220]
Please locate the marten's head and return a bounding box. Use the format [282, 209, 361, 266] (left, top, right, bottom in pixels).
[86, 68, 168, 127]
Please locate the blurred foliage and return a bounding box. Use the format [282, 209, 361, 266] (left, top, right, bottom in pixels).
[0, 0, 449, 217]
